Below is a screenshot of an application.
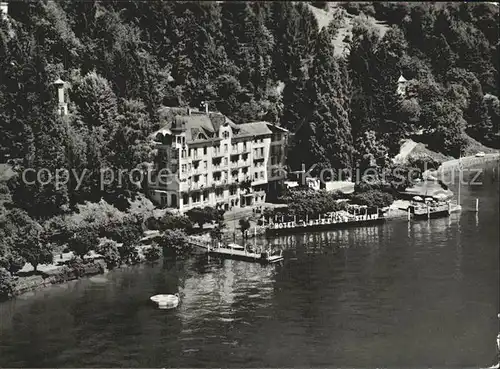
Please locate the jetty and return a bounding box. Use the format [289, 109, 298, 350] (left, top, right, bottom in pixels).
[208, 243, 284, 264]
[187, 237, 284, 264]
[265, 206, 384, 236]
[410, 200, 462, 219]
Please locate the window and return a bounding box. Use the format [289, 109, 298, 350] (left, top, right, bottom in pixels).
[223, 131, 229, 139]
[223, 158, 228, 166]
[181, 150, 186, 158]
[189, 148, 192, 157]
[232, 144, 237, 151]
[181, 164, 187, 173]
[203, 160, 207, 169]
[260, 171, 264, 179]
[203, 147, 207, 155]
[224, 144, 228, 153]
[188, 163, 192, 171]
[254, 172, 258, 180]
[183, 194, 189, 205]
[260, 147, 264, 156]
[192, 192, 201, 203]
[203, 190, 209, 201]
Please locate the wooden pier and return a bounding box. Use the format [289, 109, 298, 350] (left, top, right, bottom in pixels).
[207, 245, 284, 264]
[187, 237, 283, 264]
[265, 212, 385, 236]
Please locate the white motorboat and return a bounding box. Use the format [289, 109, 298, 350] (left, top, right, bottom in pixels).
[150, 293, 180, 309]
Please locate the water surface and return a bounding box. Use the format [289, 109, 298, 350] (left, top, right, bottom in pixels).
[0, 164, 498, 367]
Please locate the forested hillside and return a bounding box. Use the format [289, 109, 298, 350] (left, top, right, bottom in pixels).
[0, 1, 498, 214]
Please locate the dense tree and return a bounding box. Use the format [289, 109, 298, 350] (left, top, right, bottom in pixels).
[186, 206, 224, 228]
[294, 27, 353, 173]
[0, 267, 14, 300]
[420, 100, 467, 157]
[3, 209, 52, 272]
[161, 229, 189, 257]
[70, 225, 99, 258]
[144, 244, 161, 262]
[238, 217, 251, 238]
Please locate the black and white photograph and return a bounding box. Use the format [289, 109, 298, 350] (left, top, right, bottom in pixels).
[0, 0, 499, 367]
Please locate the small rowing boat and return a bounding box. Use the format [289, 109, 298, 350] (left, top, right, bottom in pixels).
[150, 293, 180, 309]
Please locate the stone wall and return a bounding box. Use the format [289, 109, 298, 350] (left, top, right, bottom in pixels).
[12, 260, 106, 297]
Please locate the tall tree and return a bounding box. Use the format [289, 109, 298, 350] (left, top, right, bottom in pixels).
[294, 28, 353, 174]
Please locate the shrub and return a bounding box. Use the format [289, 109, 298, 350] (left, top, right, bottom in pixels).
[144, 244, 161, 262]
[70, 226, 99, 258]
[96, 239, 121, 269]
[239, 218, 250, 238]
[186, 206, 224, 228]
[0, 268, 14, 300]
[119, 244, 140, 265]
[103, 215, 143, 246]
[66, 257, 87, 278]
[0, 250, 25, 275]
[145, 216, 161, 230]
[350, 190, 394, 208]
[159, 214, 193, 232]
[160, 229, 189, 257]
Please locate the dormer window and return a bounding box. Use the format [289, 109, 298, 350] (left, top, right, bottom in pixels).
[223, 131, 229, 139]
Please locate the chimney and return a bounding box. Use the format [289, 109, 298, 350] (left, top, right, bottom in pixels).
[53, 78, 68, 116]
[301, 163, 306, 186]
[0, 2, 7, 18]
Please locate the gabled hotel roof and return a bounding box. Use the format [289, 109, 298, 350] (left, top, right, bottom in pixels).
[154, 107, 284, 143]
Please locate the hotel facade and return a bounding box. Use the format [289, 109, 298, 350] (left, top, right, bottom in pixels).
[148, 107, 289, 213]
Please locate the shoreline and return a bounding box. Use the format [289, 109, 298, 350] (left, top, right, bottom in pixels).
[3, 153, 498, 303]
[437, 153, 499, 172]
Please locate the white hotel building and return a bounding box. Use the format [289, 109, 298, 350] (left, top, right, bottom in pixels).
[148, 107, 289, 212]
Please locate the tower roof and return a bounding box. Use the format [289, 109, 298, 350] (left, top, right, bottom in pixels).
[398, 75, 407, 83]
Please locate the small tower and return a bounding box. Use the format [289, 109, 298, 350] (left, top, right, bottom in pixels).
[397, 74, 408, 97]
[0, 2, 8, 19]
[53, 78, 68, 116]
[201, 101, 209, 114]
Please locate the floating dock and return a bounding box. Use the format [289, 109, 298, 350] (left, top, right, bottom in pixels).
[207, 246, 284, 264]
[187, 237, 283, 264]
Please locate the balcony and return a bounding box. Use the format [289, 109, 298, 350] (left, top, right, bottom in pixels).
[213, 179, 227, 187]
[212, 150, 224, 158]
[189, 182, 201, 191]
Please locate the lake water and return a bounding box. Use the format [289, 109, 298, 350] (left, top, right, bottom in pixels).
[0, 163, 498, 367]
